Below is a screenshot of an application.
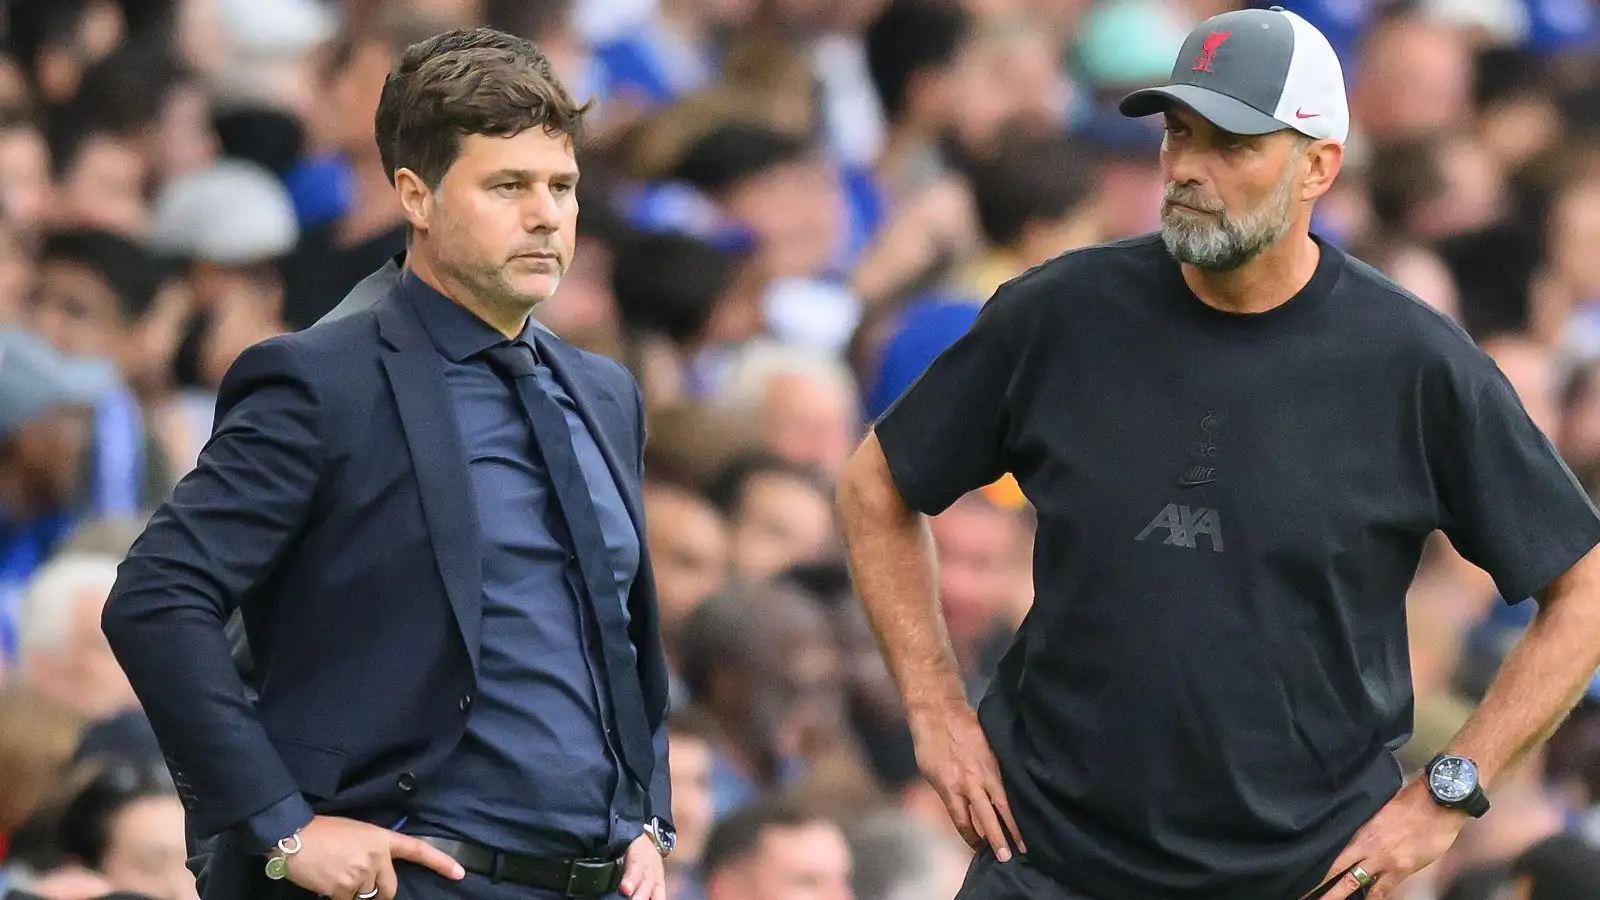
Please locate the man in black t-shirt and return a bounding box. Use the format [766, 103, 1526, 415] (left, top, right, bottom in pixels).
[837, 8, 1600, 900]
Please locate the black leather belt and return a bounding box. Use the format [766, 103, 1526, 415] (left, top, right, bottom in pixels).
[414, 837, 624, 897]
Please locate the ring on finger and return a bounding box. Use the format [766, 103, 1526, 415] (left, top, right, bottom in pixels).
[356, 888, 380, 899]
[1349, 864, 1375, 889]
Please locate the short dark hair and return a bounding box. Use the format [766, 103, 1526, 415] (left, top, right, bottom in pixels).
[376, 27, 589, 189]
[7, 755, 175, 872]
[677, 580, 830, 702]
[968, 131, 1092, 249]
[42, 108, 120, 180]
[1509, 833, 1600, 894]
[1367, 139, 1446, 232]
[704, 451, 832, 519]
[72, 40, 196, 138]
[373, 28, 532, 183]
[612, 231, 742, 344]
[702, 801, 828, 876]
[672, 123, 810, 196]
[865, 0, 971, 122]
[39, 228, 171, 322]
[7, 0, 95, 83]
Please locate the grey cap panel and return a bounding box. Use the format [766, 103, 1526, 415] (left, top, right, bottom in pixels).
[1166, 8, 1296, 117]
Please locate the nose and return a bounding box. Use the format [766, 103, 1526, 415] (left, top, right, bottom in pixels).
[521, 185, 562, 232]
[30, 304, 69, 349]
[1162, 141, 1206, 189]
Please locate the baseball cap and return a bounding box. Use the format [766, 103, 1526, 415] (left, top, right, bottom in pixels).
[1119, 6, 1349, 144]
[150, 158, 300, 265]
[0, 329, 117, 439]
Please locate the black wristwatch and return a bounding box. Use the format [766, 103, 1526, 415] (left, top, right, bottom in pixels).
[643, 817, 676, 858]
[1425, 754, 1490, 818]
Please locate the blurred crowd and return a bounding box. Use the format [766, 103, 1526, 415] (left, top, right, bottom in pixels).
[0, 0, 1599, 898]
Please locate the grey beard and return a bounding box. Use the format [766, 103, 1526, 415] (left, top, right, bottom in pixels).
[1160, 166, 1297, 272]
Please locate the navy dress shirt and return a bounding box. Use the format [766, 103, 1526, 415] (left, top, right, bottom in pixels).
[402, 275, 645, 856]
[242, 275, 647, 858]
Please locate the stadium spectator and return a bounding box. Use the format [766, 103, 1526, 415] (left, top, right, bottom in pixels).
[14, 554, 136, 721]
[706, 452, 838, 582]
[700, 801, 854, 900]
[664, 707, 719, 900]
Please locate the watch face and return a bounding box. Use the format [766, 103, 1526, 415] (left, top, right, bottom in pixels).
[649, 819, 676, 855]
[1430, 756, 1478, 803]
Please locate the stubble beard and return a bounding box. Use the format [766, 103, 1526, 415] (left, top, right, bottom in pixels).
[434, 210, 563, 320]
[1160, 163, 1298, 272]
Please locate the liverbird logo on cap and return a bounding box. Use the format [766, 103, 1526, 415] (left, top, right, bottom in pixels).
[1191, 31, 1231, 74]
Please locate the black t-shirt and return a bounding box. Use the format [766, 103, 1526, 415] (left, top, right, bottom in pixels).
[874, 233, 1600, 900]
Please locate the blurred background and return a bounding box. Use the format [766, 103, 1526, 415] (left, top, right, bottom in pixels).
[0, 0, 1598, 898]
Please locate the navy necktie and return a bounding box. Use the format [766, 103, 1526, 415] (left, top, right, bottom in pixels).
[480, 341, 654, 787]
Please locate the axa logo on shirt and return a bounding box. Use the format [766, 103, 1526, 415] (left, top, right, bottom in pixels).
[1136, 503, 1225, 552]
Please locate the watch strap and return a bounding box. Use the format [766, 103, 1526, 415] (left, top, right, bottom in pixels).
[1460, 784, 1490, 818]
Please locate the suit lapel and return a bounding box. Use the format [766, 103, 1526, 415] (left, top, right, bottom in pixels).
[531, 329, 644, 537]
[532, 330, 670, 726]
[376, 294, 483, 672]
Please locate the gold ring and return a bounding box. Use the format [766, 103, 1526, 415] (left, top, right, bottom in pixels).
[1349, 864, 1375, 888]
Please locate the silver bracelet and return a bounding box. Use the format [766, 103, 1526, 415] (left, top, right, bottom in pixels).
[264, 832, 303, 880]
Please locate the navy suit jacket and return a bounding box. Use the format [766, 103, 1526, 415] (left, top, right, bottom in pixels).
[102, 271, 672, 900]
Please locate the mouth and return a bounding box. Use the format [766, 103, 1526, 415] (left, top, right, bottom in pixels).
[1165, 201, 1220, 218]
[514, 250, 560, 262]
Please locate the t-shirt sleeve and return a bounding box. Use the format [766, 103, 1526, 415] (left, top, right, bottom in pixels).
[1430, 346, 1600, 603]
[873, 280, 1033, 516]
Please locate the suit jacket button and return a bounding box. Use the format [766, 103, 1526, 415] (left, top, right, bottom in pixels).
[397, 772, 417, 793]
[459, 694, 472, 711]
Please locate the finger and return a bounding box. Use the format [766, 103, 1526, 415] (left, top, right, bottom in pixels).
[389, 834, 466, 881]
[968, 793, 1015, 862]
[375, 856, 398, 900]
[1318, 841, 1368, 889]
[653, 875, 667, 900]
[986, 775, 1027, 855]
[943, 792, 982, 850]
[1320, 867, 1371, 900]
[619, 845, 653, 896]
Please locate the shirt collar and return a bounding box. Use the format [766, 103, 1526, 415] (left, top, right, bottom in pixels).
[399, 270, 533, 363]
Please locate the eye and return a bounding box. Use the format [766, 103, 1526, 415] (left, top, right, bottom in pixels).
[551, 181, 575, 196]
[493, 182, 523, 195]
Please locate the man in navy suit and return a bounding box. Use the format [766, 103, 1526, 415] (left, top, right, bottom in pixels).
[102, 27, 675, 900]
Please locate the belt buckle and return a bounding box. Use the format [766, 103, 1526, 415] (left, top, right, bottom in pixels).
[564, 858, 613, 897]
